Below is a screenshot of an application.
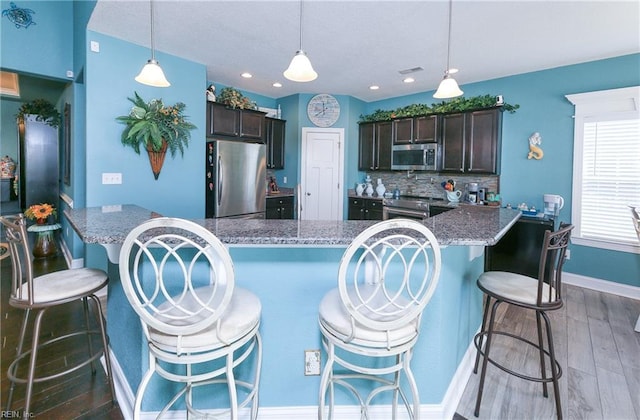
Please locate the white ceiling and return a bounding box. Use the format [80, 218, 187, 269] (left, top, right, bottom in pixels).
[88, 0, 640, 102]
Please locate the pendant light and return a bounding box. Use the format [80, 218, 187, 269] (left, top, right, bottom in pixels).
[433, 0, 462, 99]
[135, 0, 170, 87]
[283, 0, 317, 82]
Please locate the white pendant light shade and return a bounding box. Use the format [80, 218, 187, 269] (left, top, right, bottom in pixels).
[283, 50, 317, 82]
[135, 59, 171, 87]
[433, 73, 463, 99]
[136, 0, 170, 87]
[434, 0, 462, 99]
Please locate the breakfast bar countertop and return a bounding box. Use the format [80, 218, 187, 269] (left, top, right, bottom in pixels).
[64, 204, 520, 247]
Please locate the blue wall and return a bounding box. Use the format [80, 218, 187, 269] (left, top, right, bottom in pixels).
[0, 0, 73, 79]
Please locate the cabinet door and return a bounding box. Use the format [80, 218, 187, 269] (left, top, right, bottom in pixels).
[440, 113, 465, 172]
[280, 196, 294, 219]
[358, 123, 376, 171]
[466, 109, 501, 174]
[365, 199, 383, 220]
[266, 118, 286, 169]
[376, 122, 393, 170]
[392, 118, 413, 144]
[414, 115, 438, 143]
[240, 111, 264, 140]
[208, 103, 239, 137]
[348, 198, 365, 220]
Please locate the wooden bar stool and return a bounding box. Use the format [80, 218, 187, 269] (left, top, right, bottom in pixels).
[473, 223, 574, 419]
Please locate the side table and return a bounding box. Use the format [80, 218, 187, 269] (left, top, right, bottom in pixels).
[27, 223, 61, 258]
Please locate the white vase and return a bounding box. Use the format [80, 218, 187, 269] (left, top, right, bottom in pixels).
[365, 182, 374, 197]
[376, 180, 386, 197]
[355, 183, 364, 196]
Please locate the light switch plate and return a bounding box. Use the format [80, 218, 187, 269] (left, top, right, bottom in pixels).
[90, 41, 100, 52]
[102, 173, 122, 184]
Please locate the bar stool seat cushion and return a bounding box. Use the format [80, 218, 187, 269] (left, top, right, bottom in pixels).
[478, 271, 554, 305]
[319, 286, 418, 348]
[17, 268, 108, 305]
[150, 287, 261, 353]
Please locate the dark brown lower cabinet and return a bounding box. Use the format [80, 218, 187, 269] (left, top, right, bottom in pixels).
[348, 197, 383, 220]
[484, 216, 555, 278]
[266, 195, 294, 219]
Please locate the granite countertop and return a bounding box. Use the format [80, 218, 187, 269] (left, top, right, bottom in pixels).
[65, 204, 520, 247]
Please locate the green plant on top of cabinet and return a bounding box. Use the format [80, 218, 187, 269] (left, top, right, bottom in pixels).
[266, 195, 294, 219]
[265, 117, 285, 169]
[348, 197, 383, 220]
[206, 102, 265, 141]
[358, 121, 392, 171]
[440, 107, 502, 174]
[392, 115, 438, 145]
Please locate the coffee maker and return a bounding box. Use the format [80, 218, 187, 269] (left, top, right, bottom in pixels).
[466, 183, 479, 204]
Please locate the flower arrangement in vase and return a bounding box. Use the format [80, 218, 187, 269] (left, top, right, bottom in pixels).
[116, 92, 196, 179]
[24, 203, 57, 224]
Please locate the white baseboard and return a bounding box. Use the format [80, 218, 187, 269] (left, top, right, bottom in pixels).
[108, 341, 478, 420]
[563, 272, 640, 300]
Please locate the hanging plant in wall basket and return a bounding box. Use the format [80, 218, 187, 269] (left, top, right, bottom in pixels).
[116, 92, 196, 180]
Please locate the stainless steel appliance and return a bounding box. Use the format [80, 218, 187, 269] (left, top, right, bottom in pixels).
[391, 143, 438, 171]
[382, 196, 449, 220]
[205, 140, 266, 218]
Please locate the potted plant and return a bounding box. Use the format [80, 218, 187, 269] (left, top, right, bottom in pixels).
[217, 87, 257, 110]
[16, 99, 61, 128]
[116, 92, 196, 179]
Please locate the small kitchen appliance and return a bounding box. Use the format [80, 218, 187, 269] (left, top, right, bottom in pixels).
[543, 194, 564, 217]
[466, 183, 479, 204]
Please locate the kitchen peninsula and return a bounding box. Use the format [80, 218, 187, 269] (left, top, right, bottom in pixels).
[65, 205, 520, 419]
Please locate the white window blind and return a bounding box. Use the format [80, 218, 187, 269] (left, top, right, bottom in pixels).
[567, 86, 640, 253]
[580, 117, 640, 245]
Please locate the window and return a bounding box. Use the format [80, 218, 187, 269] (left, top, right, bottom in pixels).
[567, 86, 640, 253]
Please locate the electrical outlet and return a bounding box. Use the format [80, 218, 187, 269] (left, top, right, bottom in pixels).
[102, 172, 122, 185]
[283, 176, 287, 184]
[304, 349, 321, 376]
[90, 41, 100, 52]
[565, 249, 571, 260]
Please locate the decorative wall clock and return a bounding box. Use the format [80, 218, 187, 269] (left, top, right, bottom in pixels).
[307, 94, 340, 127]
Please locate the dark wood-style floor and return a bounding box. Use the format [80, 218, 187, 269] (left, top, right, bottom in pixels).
[2, 249, 639, 419]
[1, 253, 123, 419]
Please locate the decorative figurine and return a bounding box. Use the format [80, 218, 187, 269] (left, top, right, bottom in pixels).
[527, 132, 544, 160]
[206, 84, 216, 102]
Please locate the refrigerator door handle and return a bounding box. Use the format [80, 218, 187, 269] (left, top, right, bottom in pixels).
[217, 155, 223, 207]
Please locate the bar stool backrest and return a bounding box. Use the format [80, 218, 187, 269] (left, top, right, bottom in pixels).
[119, 217, 235, 343]
[337, 219, 441, 336]
[537, 223, 574, 308]
[1, 214, 36, 305]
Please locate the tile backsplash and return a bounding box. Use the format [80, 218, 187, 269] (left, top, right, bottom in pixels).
[353, 171, 499, 199]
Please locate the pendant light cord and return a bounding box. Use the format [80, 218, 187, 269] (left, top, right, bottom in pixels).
[150, 0, 156, 60]
[445, 0, 452, 73]
[299, 0, 304, 51]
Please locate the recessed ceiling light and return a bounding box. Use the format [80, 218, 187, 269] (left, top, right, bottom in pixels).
[369, 85, 379, 90]
[403, 77, 415, 83]
[241, 72, 252, 78]
[273, 82, 282, 88]
[448, 68, 459, 74]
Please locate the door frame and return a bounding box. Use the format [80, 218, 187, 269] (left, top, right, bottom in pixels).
[300, 127, 345, 220]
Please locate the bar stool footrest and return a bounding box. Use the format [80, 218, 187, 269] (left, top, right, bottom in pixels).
[474, 330, 562, 384]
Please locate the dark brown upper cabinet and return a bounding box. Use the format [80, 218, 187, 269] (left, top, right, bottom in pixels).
[359, 121, 392, 171]
[440, 108, 502, 174]
[207, 102, 265, 142]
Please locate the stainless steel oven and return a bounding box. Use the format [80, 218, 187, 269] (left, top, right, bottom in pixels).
[382, 196, 452, 220]
[382, 198, 430, 221]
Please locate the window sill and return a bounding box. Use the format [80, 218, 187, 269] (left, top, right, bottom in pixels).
[572, 236, 640, 255]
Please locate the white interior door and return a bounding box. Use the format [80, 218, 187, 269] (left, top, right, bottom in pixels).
[300, 128, 344, 220]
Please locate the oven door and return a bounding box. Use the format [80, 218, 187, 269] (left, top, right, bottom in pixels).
[382, 206, 428, 221]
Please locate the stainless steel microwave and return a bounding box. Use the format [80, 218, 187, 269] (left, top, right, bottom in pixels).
[391, 143, 438, 171]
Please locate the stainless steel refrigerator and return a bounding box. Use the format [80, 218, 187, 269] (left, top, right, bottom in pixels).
[205, 140, 266, 218]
